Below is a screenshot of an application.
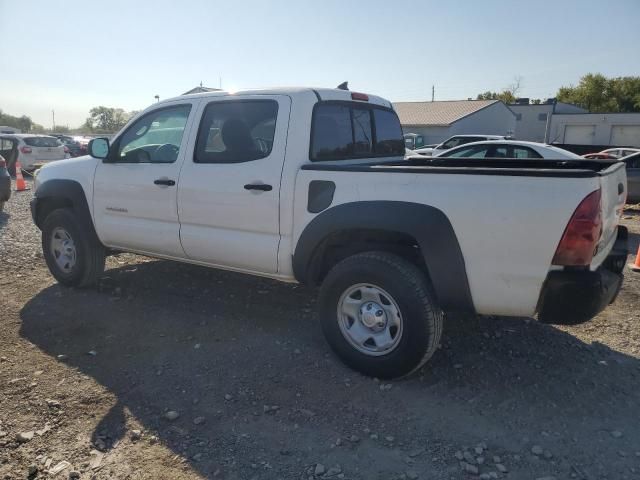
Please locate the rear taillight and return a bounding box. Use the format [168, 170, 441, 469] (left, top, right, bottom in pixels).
[20, 146, 32, 154]
[64, 146, 69, 153]
[0, 158, 5, 168]
[552, 189, 602, 266]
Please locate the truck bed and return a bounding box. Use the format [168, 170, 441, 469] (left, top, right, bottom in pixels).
[302, 157, 624, 178]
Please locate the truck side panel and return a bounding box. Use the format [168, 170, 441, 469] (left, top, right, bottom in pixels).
[292, 170, 600, 317]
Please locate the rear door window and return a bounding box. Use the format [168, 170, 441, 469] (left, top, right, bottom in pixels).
[24, 137, 61, 148]
[512, 146, 542, 158]
[310, 102, 404, 161]
[195, 100, 279, 163]
[442, 145, 490, 158]
[440, 136, 486, 150]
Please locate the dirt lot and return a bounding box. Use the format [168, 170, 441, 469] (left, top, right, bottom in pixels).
[1, 179, 640, 480]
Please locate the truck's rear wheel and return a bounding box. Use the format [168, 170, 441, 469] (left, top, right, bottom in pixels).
[318, 252, 443, 379]
[42, 209, 105, 287]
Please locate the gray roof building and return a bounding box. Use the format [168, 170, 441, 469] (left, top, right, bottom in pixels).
[394, 100, 516, 145]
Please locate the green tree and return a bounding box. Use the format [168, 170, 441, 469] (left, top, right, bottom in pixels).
[85, 106, 132, 133]
[556, 73, 640, 112]
[476, 90, 516, 104]
[476, 75, 522, 104]
[0, 109, 36, 132]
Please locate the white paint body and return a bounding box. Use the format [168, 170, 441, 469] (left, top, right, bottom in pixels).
[34, 88, 626, 318]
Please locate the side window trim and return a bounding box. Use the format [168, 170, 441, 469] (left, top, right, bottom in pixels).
[108, 103, 193, 164]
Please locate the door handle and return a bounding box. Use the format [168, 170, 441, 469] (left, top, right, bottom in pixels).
[244, 183, 272, 192]
[154, 178, 176, 186]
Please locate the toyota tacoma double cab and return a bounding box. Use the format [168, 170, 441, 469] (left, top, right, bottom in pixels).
[31, 87, 628, 378]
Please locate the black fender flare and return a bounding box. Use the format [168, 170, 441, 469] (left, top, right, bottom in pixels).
[32, 179, 100, 243]
[293, 201, 474, 313]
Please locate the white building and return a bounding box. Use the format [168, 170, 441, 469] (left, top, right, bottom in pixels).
[394, 100, 516, 145]
[509, 100, 586, 143]
[547, 113, 640, 147]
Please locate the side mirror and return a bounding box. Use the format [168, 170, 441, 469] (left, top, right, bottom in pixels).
[89, 138, 110, 160]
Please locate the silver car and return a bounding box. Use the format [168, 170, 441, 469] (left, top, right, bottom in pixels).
[0, 134, 69, 173]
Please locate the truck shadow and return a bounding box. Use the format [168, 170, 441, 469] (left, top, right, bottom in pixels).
[19, 259, 640, 478]
[0, 210, 8, 231]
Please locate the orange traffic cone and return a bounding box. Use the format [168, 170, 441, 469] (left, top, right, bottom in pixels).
[629, 244, 640, 272]
[15, 161, 28, 192]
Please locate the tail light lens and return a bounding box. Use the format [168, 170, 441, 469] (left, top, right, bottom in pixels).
[0, 158, 5, 168]
[20, 146, 32, 154]
[552, 189, 602, 266]
[64, 146, 70, 153]
[351, 92, 369, 101]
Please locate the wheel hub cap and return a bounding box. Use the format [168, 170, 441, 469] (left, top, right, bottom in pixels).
[50, 227, 77, 273]
[337, 284, 403, 356]
[360, 301, 387, 330]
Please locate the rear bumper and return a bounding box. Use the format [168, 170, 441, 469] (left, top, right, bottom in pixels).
[538, 226, 628, 325]
[0, 175, 11, 201]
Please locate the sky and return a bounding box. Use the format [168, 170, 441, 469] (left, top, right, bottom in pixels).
[1, 0, 639, 128]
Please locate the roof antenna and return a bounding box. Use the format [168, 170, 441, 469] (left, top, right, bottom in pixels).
[337, 81, 349, 91]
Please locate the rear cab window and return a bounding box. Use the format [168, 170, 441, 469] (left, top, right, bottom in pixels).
[310, 102, 404, 161]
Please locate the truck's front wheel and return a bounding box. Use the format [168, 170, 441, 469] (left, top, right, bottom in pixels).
[318, 252, 443, 379]
[42, 209, 105, 287]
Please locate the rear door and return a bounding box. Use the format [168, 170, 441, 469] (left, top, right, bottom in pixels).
[177, 95, 291, 274]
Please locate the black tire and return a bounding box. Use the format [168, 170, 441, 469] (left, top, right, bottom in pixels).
[318, 251, 443, 379]
[42, 208, 105, 287]
[0, 201, 4, 212]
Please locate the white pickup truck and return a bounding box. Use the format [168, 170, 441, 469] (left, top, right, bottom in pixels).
[31, 87, 628, 378]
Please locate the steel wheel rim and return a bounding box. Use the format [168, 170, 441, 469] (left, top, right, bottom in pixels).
[50, 227, 76, 274]
[337, 283, 403, 356]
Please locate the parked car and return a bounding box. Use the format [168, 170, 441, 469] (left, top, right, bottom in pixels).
[52, 134, 83, 157]
[436, 140, 581, 159]
[0, 134, 69, 173]
[600, 147, 640, 159]
[414, 134, 507, 156]
[403, 133, 426, 150]
[582, 153, 619, 160]
[623, 151, 640, 203]
[0, 154, 10, 212]
[31, 86, 628, 379]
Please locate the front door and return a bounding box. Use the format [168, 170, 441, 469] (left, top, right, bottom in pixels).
[93, 102, 196, 257]
[178, 95, 291, 274]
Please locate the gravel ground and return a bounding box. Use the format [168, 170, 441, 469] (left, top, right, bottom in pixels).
[1, 179, 640, 480]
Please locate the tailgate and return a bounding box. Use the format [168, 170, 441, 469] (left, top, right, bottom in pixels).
[593, 162, 626, 268]
[33, 145, 66, 161]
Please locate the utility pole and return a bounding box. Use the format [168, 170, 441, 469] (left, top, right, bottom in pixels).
[52, 110, 55, 131]
[219, 77, 222, 89]
[431, 85, 435, 102]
